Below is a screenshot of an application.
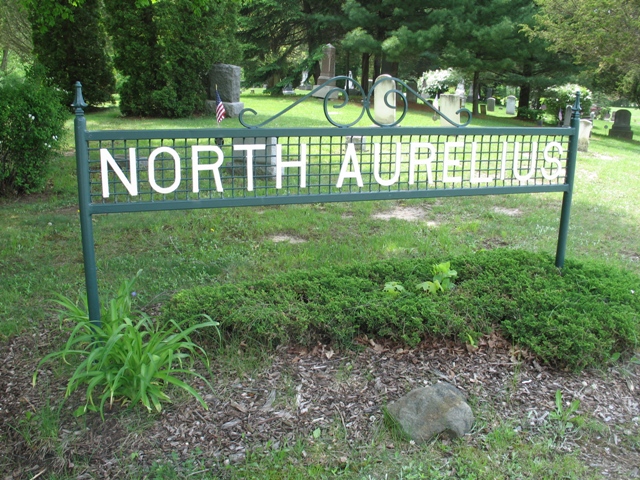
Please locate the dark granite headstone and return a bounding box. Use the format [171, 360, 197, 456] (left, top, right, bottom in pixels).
[609, 109, 633, 140]
[207, 64, 244, 117]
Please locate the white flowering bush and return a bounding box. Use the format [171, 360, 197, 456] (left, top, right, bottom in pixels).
[0, 71, 67, 196]
[418, 68, 463, 97]
[541, 84, 593, 120]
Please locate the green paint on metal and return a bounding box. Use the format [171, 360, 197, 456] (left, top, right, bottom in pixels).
[72, 79, 580, 325]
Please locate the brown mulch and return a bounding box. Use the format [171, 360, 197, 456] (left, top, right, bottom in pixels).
[1, 327, 639, 479]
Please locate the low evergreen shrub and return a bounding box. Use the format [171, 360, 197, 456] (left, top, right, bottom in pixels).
[162, 249, 640, 369]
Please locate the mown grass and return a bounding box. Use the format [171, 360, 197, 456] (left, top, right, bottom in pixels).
[1, 94, 639, 478]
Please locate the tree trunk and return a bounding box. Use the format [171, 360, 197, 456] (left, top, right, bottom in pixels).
[381, 58, 398, 77]
[518, 83, 531, 116]
[361, 53, 370, 95]
[373, 55, 381, 82]
[472, 71, 480, 115]
[517, 62, 533, 117]
[0, 48, 9, 72]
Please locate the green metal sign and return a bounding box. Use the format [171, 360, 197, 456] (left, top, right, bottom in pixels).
[72, 78, 581, 325]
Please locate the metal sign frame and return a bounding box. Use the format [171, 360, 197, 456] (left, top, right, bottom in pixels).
[72, 78, 581, 325]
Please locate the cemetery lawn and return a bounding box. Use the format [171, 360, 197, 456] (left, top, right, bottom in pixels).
[1, 96, 639, 478]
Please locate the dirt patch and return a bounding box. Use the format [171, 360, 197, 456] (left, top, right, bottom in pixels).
[270, 235, 307, 244]
[493, 207, 522, 217]
[2, 330, 639, 478]
[589, 152, 615, 161]
[371, 206, 432, 223]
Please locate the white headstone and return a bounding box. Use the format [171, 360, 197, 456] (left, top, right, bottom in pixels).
[578, 119, 593, 152]
[506, 95, 517, 115]
[439, 94, 462, 126]
[374, 75, 397, 125]
[487, 97, 495, 112]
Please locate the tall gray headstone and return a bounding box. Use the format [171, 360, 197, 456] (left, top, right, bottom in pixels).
[207, 64, 244, 118]
[487, 97, 495, 112]
[231, 137, 278, 179]
[312, 44, 338, 100]
[609, 109, 634, 139]
[563, 105, 572, 127]
[506, 95, 516, 115]
[406, 80, 418, 103]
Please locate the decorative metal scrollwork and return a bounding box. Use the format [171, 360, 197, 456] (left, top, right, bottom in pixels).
[238, 75, 472, 129]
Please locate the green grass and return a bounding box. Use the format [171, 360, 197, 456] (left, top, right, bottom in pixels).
[1, 94, 639, 477]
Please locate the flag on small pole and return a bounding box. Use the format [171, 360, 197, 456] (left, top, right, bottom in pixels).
[215, 86, 226, 124]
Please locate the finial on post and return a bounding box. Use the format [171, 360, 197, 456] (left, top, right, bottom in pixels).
[571, 90, 581, 120]
[72, 81, 88, 114]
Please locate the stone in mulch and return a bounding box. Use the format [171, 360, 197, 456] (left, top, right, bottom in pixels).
[385, 382, 474, 442]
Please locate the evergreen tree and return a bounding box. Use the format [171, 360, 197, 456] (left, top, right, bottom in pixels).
[239, 0, 344, 93]
[28, 0, 115, 106]
[340, 0, 446, 93]
[103, 0, 241, 117]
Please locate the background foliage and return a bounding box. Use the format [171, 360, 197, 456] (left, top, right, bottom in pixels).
[104, 0, 241, 117]
[0, 69, 67, 196]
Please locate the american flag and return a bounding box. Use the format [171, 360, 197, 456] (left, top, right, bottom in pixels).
[215, 89, 226, 124]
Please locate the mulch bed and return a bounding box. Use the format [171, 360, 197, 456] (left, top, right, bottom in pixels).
[1, 327, 639, 479]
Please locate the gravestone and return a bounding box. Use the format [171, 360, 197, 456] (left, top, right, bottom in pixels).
[563, 105, 572, 127]
[282, 84, 295, 95]
[344, 135, 368, 152]
[506, 96, 516, 115]
[578, 119, 593, 152]
[231, 137, 278, 179]
[374, 75, 396, 124]
[609, 109, 634, 139]
[406, 80, 418, 103]
[480, 104, 487, 115]
[486, 88, 493, 99]
[487, 97, 495, 112]
[299, 71, 312, 91]
[439, 94, 462, 126]
[347, 71, 359, 96]
[207, 64, 244, 118]
[312, 44, 339, 100]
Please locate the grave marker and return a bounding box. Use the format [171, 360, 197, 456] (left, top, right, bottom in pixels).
[609, 109, 634, 139]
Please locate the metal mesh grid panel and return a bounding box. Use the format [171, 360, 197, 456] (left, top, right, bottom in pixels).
[86, 129, 572, 211]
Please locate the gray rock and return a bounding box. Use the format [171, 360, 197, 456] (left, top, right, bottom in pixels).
[385, 382, 474, 442]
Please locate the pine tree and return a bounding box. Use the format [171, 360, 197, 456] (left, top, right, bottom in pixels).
[29, 0, 115, 106]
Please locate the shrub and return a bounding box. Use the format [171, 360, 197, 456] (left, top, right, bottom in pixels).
[541, 84, 593, 121]
[162, 249, 640, 370]
[33, 273, 219, 418]
[418, 68, 464, 97]
[517, 107, 545, 122]
[0, 72, 67, 196]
